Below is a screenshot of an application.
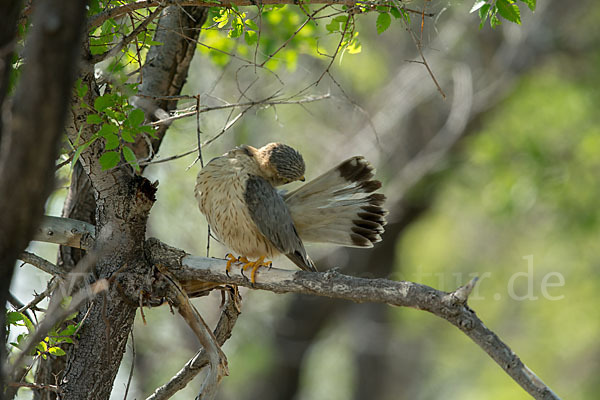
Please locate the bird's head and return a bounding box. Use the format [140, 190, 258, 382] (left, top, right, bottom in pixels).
[241, 142, 306, 186]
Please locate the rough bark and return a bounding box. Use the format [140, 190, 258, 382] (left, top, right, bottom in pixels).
[0, 0, 88, 386]
[134, 6, 209, 160]
[44, 6, 210, 399]
[0, 1, 22, 134]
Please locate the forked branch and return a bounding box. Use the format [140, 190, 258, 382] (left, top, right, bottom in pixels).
[28, 218, 560, 400]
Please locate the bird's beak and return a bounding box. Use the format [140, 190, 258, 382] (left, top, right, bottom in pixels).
[299, 176, 305, 182]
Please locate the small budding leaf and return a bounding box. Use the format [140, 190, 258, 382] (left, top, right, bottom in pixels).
[376, 13, 392, 34]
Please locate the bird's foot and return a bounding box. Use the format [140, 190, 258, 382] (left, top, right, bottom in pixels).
[240, 256, 272, 284]
[225, 253, 238, 277]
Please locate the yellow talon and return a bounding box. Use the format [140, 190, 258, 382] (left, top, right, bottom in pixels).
[225, 253, 237, 274]
[241, 255, 272, 283]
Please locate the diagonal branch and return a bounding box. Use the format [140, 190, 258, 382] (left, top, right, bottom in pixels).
[28, 219, 560, 400]
[147, 239, 561, 400]
[146, 289, 241, 400]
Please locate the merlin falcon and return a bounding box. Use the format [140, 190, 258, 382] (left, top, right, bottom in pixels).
[194, 143, 387, 281]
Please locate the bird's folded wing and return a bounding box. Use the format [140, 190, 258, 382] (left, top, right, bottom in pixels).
[244, 175, 316, 271]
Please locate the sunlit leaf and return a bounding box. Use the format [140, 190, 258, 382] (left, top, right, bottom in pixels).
[376, 13, 392, 34]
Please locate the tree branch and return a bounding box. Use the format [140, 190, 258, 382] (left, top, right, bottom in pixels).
[33, 216, 95, 250]
[88, 0, 361, 29]
[27, 220, 560, 400]
[147, 239, 561, 400]
[18, 252, 64, 276]
[146, 290, 241, 400]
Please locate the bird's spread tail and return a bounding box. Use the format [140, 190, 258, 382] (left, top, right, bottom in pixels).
[284, 156, 387, 248]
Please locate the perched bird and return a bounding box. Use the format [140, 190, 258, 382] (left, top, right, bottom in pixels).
[194, 142, 387, 282]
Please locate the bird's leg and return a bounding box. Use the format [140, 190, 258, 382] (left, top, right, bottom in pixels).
[241, 256, 272, 284]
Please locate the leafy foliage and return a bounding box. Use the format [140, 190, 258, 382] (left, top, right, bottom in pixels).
[72, 80, 156, 171]
[471, 0, 536, 28]
[6, 310, 79, 362]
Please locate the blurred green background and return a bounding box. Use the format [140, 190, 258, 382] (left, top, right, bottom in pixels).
[15, 0, 600, 399]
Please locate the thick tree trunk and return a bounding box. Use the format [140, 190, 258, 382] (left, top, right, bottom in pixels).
[48, 6, 209, 399]
[0, 1, 88, 389]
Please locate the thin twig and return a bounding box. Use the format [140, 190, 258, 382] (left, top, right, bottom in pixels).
[148, 94, 331, 127]
[6, 381, 62, 393]
[17, 278, 60, 313]
[123, 328, 136, 400]
[393, 0, 446, 98]
[157, 268, 229, 400]
[18, 252, 63, 276]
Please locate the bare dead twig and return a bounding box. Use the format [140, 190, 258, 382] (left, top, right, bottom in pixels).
[123, 328, 136, 400]
[6, 381, 62, 393]
[145, 290, 242, 400]
[148, 93, 331, 127]
[392, 0, 446, 98]
[157, 269, 229, 400]
[17, 279, 60, 314]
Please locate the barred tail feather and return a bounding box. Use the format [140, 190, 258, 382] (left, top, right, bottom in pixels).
[284, 156, 387, 248]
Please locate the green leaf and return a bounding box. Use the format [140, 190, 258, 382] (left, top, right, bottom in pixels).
[86, 114, 102, 124]
[94, 94, 115, 112]
[37, 340, 48, 353]
[390, 6, 402, 19]
[325, 20, 339, 33]
[519, 0, 535, 11]
[228, 17, 243, 38]
[104, 133, 120, 150]
[97, 123, 117, 138]
[76, 79, 88, 98]
[58, 325, 77, 336]
[71, 138, 96, 170]
[376, 13, 392, 34]
[127, 108, 145, 127]
[496, 0, 521, 24]
[99, 151, 120, 170]
[479, 4, 491, 28]
[140, 125, 158, 139]
[244, 30, 258, 46]
[470, 0, 488, 13]
[245, 19, 259, 30]
[6, 311, 24, 325]
[122, 146, 140, 171]
[121, 129, 135, 143]
[490, 13, 501, 28]
[48, 347, 66, 356]
[22, 314, 34, 333]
